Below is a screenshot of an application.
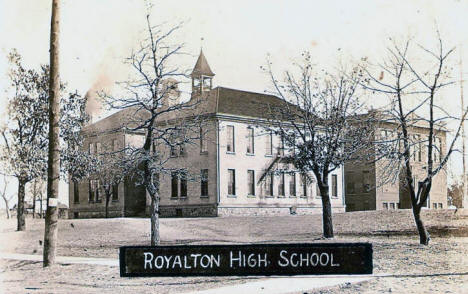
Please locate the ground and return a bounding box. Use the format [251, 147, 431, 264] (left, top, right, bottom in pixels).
[0, 209, 467, 293]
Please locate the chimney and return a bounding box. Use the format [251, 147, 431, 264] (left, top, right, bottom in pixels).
[161, 78, 181, 108]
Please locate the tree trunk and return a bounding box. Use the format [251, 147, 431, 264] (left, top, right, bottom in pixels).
[17, 179, 26, 231]
[150, 194, 160, 245]
[319, 185, 334, 238]
[105, 190, 110, 218]
[39, 194, 43, 219]
[3, 197, 10, 219]
[32, 180, 37, 219]
[413, 205, 430, 245]
[43, 0, 61, 267]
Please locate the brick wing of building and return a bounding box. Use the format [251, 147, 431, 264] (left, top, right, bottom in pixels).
[344, 113, 448, 212]
[69, 51, 345, 218]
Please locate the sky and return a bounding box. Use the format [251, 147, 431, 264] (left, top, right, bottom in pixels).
[1, 0, 468, 207]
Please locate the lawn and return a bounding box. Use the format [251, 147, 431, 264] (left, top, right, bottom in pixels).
[0, 209, 467, 293]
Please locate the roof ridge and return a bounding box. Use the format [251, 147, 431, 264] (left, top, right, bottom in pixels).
[215, 86, 278, 97]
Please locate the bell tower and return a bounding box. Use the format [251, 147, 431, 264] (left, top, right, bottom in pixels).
[191, 49, 215, 95]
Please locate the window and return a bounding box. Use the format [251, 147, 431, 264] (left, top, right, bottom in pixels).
[433, 137, 442, 162]
[247, 127, 254, 154]
[180, 171, 187, 198]
[331, 175, 338, 198]
[438, 137, 443, 162]
[95, 180, 100, 202]
[290, 133, 296, 155]
[432, 136, 438, 162]
[289, 173, 296, 197]
[112, 139, 118, 152]
[416, 135, 422, 162]
[170, 133, 177, 157]
[438, 203, 443, 209]
[227, 125, 235, 152]
[201, 169, 208, 197]
[266, 131, 273, 155]
[96, 142, 102, 154]
[247, 170, 255, 195]
[73, 180, 79, 204]
[265, 173, 273, 196]
[170, 145, 177, 157]
[278, 173, 285, 197]
[179, 143, 186, 156]
[171, 172, 178, 198]
[112, 184, 119, 201]
[390, 202, 395, 210]
[88, 180, 100, 202]
[89, 143, 94, 154]
[362, 171, 370, 192]
[277, 135, 285, 156]
[88, 181, 94, 202]
[383, 202, 388, 210]
[346, 172, 355, 194]
[200, 127, 208, 153]
[228, 169, 236, 195]
[433, 203, 437, 209]
[301, 174, 308, 197]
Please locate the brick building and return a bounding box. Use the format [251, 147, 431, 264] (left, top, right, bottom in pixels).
[69, 51, 345, 218]
[344, 116, 447, 212]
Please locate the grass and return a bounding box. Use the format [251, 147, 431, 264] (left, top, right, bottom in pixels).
[0, 209, 467, 293]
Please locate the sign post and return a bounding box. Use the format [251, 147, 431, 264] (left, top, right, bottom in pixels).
[120, 243, 372, 277]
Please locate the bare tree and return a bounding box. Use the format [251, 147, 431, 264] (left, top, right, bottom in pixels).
[102, 9, 204, 245]
[263, 52, 373, 238]
[95, 144, 130, 218]
[363, 34, 468, 245]
[0, 176, 13, 219]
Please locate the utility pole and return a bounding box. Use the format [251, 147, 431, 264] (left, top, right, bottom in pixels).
[43, 0, 61, 267]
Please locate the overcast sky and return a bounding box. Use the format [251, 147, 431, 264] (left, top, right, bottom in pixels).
[1, 0, 468, 206]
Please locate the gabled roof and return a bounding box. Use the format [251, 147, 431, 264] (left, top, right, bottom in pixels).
[214, 87, 289, 119]
[191, 50, 215, 77]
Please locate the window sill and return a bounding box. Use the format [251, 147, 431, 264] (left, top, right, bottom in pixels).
[278, 195, 286, 198]
[247, 194, 256, 198]
[112, 199, 119, 202]
[289, 195, 297, 198]
[246, 153, 255, 156]
[265, 195, 274, 198]
[227, 194, 237, 198]
[300, 196, 308, 198]
[226, 151, 236, 155]
[170, 197, 178, 200]
[200, 195, 209, 198]
[200, 151, 208, 155]
[265, 154, 273, 158]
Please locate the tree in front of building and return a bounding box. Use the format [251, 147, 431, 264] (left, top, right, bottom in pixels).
[262, 52, 373, 239]
[363, 33, 468, 245]
[94, 143, 131, 218]
[447, 180, 463, 208]
[101, 8, 204, 245]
